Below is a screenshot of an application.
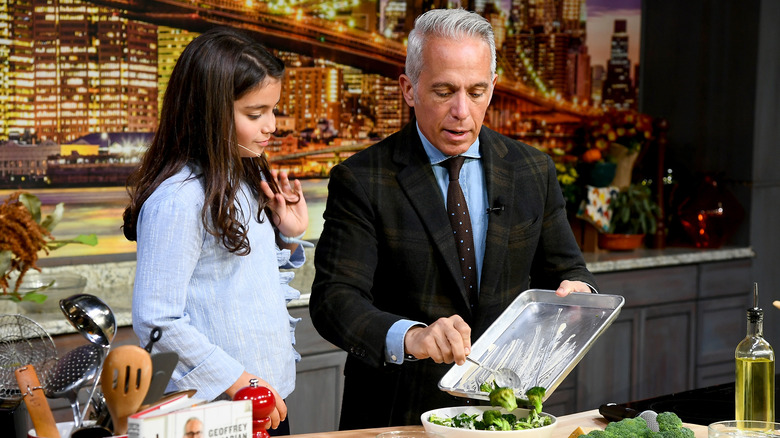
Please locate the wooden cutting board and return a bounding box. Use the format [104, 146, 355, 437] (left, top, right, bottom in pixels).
[285, 409, 710, 438]
[552, 409, 709, 438]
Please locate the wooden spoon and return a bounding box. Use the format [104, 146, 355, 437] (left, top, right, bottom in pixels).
[100, 345, 152, 435]
[15, 365, 59, 438]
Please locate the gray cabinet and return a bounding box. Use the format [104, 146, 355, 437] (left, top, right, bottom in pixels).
[286, 307, 346, 434]
[545, 259, 753, 416]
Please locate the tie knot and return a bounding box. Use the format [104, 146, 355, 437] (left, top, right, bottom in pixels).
[443, 156, 466, 181]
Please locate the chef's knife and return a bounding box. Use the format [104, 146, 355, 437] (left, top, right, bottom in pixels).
[599, 402, 659, 431]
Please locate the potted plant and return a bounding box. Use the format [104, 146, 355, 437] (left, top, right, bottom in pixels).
[1, 191, 98, 302]
[599, 183, 660, 250]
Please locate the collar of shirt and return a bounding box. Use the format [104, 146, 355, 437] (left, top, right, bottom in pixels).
[416, 123, 481, 163]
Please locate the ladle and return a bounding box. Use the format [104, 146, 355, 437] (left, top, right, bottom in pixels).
[59, 294, 117, 425]
[60, 294, 117, 349]
[465, 356, 522, 390]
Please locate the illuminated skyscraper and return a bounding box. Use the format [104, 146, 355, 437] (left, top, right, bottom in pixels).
[280, 67, 343, 134]
[157, 27, 199, 113]
[380, 0, 406, 39]
[602, 19, 634, 109]
[1, 0, 36, 141]
[362, 73, 402, 138]
[483, 0, 506, 49]
[0, 0, 158, 143]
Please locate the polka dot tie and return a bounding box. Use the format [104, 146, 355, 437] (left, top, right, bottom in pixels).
[443, 156, 478, 308]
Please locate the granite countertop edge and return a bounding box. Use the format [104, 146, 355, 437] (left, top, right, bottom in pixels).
[8, 246, 753, 337]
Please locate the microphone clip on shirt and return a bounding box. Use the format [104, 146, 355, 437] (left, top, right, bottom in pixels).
[486, 198, 505, 215]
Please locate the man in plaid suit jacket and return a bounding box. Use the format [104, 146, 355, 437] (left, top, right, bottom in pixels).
[310, 9, 597, 429]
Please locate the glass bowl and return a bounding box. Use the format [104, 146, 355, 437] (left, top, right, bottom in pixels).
[708, 421, 780, 437]
[14, 271, 88, 313]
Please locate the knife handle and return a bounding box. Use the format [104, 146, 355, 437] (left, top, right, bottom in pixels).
[15, 365, 60, 438]
[599, 402, 639, 422]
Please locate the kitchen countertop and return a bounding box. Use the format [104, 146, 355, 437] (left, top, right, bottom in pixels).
[286, 409, 709, 438]
[5, 246, 754, 337]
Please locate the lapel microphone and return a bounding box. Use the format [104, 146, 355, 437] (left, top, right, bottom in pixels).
[486, 197, 505, 215]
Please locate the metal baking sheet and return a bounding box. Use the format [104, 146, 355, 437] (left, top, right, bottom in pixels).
[439, 289, 625, 401]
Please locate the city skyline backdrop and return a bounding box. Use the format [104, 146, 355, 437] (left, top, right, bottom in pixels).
[1, 0, 641, 145]
[0, 0, 642, 258]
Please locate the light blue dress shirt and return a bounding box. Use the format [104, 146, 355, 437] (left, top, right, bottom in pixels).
[132, 165, 305, 401]
[384, 126, 488, 364]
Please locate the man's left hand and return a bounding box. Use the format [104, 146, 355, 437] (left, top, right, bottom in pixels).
[555, 280, 595, 296]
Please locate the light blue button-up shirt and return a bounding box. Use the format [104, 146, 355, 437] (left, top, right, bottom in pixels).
[384, 126, 488, 364]
[132, 165, 304, 400]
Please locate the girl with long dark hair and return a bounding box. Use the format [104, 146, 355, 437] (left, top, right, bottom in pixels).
[123, 26, 307, 434]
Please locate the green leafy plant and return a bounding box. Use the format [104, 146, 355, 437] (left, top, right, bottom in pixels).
[607, 183, 660, 235]
[0, 191, 98, 302]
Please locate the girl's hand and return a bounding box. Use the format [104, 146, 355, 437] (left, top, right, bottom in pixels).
[260, 170, 308, 238]
[226, 371, 288, 429]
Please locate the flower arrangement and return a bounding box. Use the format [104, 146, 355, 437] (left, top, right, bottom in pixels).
[583, 108, 655, 164]
[554, 158, 581, 215]
[0, 191, 98, 302]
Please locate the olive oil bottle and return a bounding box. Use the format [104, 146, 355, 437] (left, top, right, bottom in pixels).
[735, 283, 775, 428]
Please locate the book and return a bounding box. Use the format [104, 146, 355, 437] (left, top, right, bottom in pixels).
[127, 398, 253, 438]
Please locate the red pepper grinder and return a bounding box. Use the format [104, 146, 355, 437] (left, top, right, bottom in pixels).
[233, 378, 276, 438]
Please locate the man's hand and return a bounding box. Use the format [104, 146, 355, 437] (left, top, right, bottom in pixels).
[404, 315, 471, 365]
[555, 280, 595, 296]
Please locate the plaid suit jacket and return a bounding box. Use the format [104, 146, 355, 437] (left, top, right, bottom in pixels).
[310, 121, 596, 428]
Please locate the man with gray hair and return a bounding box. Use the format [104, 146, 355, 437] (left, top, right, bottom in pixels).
[311, 8, 596, 429]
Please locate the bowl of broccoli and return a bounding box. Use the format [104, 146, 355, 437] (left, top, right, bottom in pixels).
[421, 406, 557, 438]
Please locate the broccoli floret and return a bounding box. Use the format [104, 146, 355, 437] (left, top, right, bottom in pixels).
[488, 387, 518, 412]
[480, 381, 498, 393]
[656, 412, 694, 438]
[659, 429, 694, 438]
[480, 410, 512, 431]
[520, 386, 546, 414]
[657, 411, 684, 432]
[603, 416, 656, 438]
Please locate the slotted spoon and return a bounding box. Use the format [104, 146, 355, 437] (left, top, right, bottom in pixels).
[100, 344, 152, 435]
[45, 343, 102, 427]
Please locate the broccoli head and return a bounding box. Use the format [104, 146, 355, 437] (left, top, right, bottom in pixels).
[603, 416, 656, 438]
[659, 429, 694, 438]
[480, 409, 512, 431]
[523, 386, 546, 414]
[579, 412, 695, 438]
[656, 411, 684, 432]
[489, 387, 518, 412]
[656, 412, 694, 438]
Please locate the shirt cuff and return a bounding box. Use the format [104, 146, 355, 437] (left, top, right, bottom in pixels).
[385, 319, 427, 364]
[583, 282, 598, 293]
